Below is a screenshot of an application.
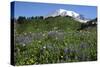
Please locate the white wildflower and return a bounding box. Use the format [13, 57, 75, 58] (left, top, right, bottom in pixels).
[43, 46, 46, 49]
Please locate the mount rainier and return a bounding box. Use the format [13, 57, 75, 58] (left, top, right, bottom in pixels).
[44, 9, 89, 23]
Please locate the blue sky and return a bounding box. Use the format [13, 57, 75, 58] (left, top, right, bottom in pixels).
[13, 1, 97, 19]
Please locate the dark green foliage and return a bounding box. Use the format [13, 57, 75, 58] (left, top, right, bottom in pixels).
[17, 16, 26, 24]
[78, 17, 97, 30]
[14, 16, 97, 65]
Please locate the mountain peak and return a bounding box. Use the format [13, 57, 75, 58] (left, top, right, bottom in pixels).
[57, 9, 67, 13]
[44, 8, 89, 23]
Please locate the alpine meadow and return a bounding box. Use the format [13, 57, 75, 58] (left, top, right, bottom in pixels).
[11, 1, 97, 65]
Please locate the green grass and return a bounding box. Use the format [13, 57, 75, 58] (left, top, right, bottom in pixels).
[14, 16, 97, 65]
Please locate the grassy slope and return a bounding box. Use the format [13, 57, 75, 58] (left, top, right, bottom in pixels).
[16, 16, 81, 33]
[14, 16, 97, 65]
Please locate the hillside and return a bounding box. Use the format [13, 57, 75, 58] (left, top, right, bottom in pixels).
[14, 16, 97, 65]
[15, 16, 81, 34]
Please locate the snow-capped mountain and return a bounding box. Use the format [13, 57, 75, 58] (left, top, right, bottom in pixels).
[44, 9, 89, 23]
